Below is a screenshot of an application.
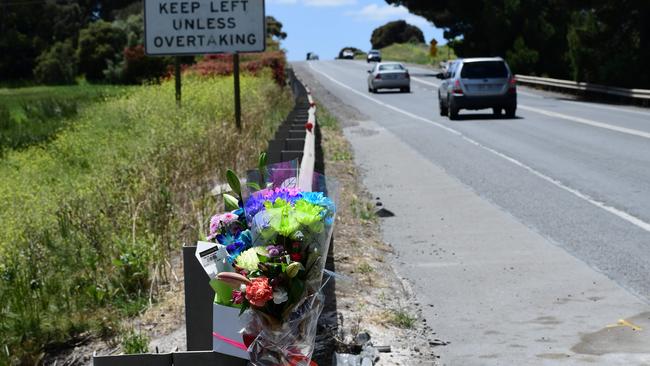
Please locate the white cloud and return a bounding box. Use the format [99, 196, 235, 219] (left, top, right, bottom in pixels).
[304, 0, 356, 6]
[345, 4, 431, 28]
[268, 0, 355, 5]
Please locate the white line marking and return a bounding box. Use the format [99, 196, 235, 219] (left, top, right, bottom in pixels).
[308, 62, 650, 234]
[411, 77, 440, 88]
[563, 100, 650, 117]
[519, 105, 650, 140]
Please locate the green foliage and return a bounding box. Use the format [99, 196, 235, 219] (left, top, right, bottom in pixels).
[0, 84, 130, 152]
[121, 329, 149, 354]
[506, 37, 540, 75]
[77, 21, 128, 82]
[385, 0, 650, 87]
[34, 41, 78, 85]
[266, 16, 287, 41]
[388, 309, 416, 329]
[0, 73, 292, 363]
[0, 1, 140, 82]
[373, 43, 456, 66]
[567, 2, 649, 88]
[370, 20, 425, 50]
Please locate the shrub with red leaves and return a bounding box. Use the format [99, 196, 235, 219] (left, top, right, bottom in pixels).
[186, 51, 286, 85]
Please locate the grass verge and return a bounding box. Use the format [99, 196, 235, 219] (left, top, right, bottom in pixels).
[0, 83, 132, 153]
[0, 71, 292, 364]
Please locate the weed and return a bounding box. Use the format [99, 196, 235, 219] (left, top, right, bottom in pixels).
[357, 262, 374, 275]
[388, 309, 417, 329]
[121, 329, 149, 354]
[351, 196, 376, 221]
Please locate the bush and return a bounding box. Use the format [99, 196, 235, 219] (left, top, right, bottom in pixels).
[506, 37, 540, 75]
[77, 20, 127, 82]
[121, 45, 170, 84]
[33, 41, 78, 85]
[371, 20, 425, 50]
[188, 51, 287, 86]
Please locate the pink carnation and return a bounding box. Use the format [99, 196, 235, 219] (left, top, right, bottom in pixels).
[209, 212, 239, 236]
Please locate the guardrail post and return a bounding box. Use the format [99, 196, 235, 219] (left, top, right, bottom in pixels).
[183, 246, 214, 351]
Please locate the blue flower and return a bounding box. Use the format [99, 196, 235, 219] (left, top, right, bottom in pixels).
[301, 192, 336, 216]
[218, 229, 252, 263]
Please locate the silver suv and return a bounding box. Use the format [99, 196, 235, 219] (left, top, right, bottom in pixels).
[437, 57, 517, 120]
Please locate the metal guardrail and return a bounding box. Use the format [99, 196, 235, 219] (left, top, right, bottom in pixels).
[515, 74, 650, 100]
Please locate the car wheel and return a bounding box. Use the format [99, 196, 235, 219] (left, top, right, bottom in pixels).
[505, 107, 516, 118]
[404, 87, 411, 93]
[492, 107, 502, 115]
[449, 102, 459, 120]
[439, 99, 448, 116]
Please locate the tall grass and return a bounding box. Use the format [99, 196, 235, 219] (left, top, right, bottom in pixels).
[0, 71, 292, 364]
[0, 84, 131, 153]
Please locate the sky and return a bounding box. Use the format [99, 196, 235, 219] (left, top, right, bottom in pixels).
[265, 0, 445, 61]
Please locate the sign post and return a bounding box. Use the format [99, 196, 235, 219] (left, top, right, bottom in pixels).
[144, 0, 266, 125]
[175, 56, 182, 107]
[233, 53, 242, 130]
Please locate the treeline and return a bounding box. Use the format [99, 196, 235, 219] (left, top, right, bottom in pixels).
[385, 0, 650, 88]
[0, 0, 288, 85]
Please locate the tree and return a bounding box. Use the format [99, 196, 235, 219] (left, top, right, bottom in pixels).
[338, 47, 364, 59]
[371, 20, 425, 49]
[383, 0, 581, 77]
[0, 0, 140, 82]
[567, 1, 650, 88]
[266, 16, 287, 41]
[34, 41, 78, 85]
[77, 20, 127, 82]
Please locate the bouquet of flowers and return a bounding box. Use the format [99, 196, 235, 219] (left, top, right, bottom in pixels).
[201, 156, 337, 365]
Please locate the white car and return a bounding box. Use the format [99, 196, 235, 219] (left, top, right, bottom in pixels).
[342, 50, 354, 59]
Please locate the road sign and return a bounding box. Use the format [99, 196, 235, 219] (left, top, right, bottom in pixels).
[144, 0, 266, 55]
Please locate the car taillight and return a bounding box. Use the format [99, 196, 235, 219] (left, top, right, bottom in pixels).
[508, 77, 517, 93]
[375, 74, 382, 80]
[453, 79, 463, 94]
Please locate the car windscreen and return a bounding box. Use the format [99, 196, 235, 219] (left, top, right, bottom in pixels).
[379, 64, 404, 71]
[460, 61, 508, 79]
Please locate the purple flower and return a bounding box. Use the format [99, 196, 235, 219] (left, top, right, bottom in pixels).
[244, 188, 303, 222]
[266, 245, 283, 257]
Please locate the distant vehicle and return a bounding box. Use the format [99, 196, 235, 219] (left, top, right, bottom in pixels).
[341, 49, 355, 59]
[367, 62, 411, 93]
[437, 57, 517, 120]
[367, 50, 382, 63]
[306, 52, 319, 61]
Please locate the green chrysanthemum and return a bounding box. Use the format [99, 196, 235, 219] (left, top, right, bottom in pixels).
[237, 246, 268, 271]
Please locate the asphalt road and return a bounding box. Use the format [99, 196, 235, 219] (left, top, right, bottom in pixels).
[295, 60, 650, 365]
